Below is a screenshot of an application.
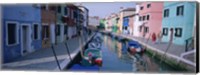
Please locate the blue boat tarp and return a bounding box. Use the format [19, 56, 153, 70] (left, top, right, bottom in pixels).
[128, 41, 141, 48]
[70, 64, 99, 71]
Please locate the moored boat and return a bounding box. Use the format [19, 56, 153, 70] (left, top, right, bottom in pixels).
[127, 40, 145, 55]
[81, 48, 102, 67]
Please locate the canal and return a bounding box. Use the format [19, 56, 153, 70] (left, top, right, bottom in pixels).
[68, 32, 188, 73]
[99, 33, 178, 72]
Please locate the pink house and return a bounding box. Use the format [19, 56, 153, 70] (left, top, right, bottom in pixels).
[138, 2, 163, 38]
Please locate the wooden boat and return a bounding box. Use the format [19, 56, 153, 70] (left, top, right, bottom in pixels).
[81, 48, 102, 67]
[127, 40, 145, 55]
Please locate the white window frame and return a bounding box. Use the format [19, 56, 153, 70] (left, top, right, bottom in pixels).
[33, 23, 40, 40]
[6, 21, 19, 46]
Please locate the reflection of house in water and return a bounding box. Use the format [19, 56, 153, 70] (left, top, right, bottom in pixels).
[116, 42, 122, 58]
[121, 41, 128, 54]
[2, 4, 42, 63]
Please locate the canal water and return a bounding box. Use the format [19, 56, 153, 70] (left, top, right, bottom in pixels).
[68, 33, 187, 73]
[98, 33, 181, 73]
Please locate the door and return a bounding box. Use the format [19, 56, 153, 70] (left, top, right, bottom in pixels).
[22, 26, 28, 54]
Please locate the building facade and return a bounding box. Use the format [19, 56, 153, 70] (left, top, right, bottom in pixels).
[78, 6, 89, 27]
[110, 13, 118, 33]
[133, 3, 143, 37]
[88, 16, 100, 29]
[161, 2, 196, 45]
[121, 8, 136, 34]
[138, 2, 163, 38]
[41, 4, 56, 48]
[2, 4, 42, 63]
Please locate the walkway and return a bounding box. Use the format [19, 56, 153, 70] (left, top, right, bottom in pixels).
[2, 32, 95, 71]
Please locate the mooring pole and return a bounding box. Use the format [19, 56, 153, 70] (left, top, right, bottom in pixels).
[64, 42, 72, 61]
[51, 44, 61, 70]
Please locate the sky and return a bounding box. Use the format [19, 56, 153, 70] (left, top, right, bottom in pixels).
[78, 2, 136, 19]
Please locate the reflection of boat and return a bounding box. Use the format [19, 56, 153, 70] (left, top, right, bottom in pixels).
[81, 48, 102, 67]
[127, 40, 145, 55]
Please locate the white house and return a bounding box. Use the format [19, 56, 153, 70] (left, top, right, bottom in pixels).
[133, 3, 143, 37]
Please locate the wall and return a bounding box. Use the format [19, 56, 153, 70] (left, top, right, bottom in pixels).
[2, 4, 41, 63]
[89, 17, 100, 27]
[161, 2, 196, 45]
[133, 4, 142, 37]
[139, 2, 163, 38]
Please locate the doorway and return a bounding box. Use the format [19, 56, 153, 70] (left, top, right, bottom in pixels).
[21, 24, 31, 55]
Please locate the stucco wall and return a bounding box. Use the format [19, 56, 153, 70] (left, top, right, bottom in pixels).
[161, 2, 196, 45]
[2, 4, 42, 63]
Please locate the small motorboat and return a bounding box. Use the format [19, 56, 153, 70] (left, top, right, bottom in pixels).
[81, 48, 102, 67]
[127, 40, 145, 55]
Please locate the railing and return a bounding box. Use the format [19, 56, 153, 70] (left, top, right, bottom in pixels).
[185, 37, 194, 52]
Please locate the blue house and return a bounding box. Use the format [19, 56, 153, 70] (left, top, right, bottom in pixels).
[161, 2, 196, 45]
[122, 16, 129, 34]
[2, 4, 42, 63]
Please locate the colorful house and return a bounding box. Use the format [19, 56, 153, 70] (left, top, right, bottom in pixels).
[110, 13, 118, 33]
[56, 4, 79, 44]
[56, 4, 65, 44]
[121, 8, 136, 34]
[78, 6, 89, 27]
[2, 4, 42, 63]
[41, 4, 56, 48]
[161, 2, 196, 45]
[138, 2, 163, 38]
[133, 3, 143, 37]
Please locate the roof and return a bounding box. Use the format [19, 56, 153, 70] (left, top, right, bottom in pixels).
[122, 8, 136, 11]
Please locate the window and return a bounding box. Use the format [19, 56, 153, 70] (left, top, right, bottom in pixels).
[73, 11, 77, 18]
[56, 25, 60, 36]
[147, 4, 151, 8]
[42, 26, 49, 39]
[164, 9, 169, 17]
[147, 15, 150, 20]
[143, 16, 146, 21]
[7, 22, 18, 45]
[140, 6, 143, 10]
[139, 16, 142, 21]
[41, 5, 46, 10]
[64, 25, 68, 34]
[33, 24, 39, 40]
[124, 26, 127, 30]
[64, 7, 68, 16]
[57, 6, 61, 13]
[144, 27, 149, 33]
[162, 28, 168, 36]
[175, 28, 182, 37]
[177, 5, 184, 16]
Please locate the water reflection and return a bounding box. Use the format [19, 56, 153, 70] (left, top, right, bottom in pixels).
[100, 34, 179, 72]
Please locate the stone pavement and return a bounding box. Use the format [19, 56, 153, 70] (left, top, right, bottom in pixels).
[2, 32, 94, 71]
